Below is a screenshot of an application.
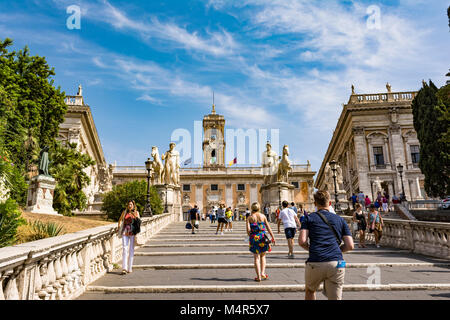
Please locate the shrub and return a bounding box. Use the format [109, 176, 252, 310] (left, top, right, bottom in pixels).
[27, 220, 65, 241]
[0, 198, 25, 248]
[101, 180, 163, 221]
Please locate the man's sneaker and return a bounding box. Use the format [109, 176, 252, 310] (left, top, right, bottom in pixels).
[221, 232, 224, 235]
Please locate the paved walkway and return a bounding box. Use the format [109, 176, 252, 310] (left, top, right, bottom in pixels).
[78, 221, 450, 300]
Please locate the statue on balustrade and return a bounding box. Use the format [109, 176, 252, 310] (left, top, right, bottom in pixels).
[161, 143, 180, 186]
[261, 141, 279, 185]
[277, 145, 292, 183]
[151, 146, 163, 185]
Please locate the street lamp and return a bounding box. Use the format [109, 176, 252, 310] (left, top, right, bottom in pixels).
[329, 160, 339, 210]
[397, 163, 406, 202]
[142, 158, 153, 217]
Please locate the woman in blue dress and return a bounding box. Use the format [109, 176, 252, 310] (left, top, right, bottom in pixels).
[246, 202, 276, 282]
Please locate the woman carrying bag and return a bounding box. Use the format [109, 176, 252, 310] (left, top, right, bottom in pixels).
[368, 204, 383, 248]
[118, 200, 141, 274]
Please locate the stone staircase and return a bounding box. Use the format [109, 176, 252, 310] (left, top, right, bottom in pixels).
[77, 221, 450, 300]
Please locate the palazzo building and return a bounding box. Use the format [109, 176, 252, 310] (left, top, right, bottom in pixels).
[58, 86, 113, 214]
[113, 104, 316, 215]
[315, 84, 427, 202]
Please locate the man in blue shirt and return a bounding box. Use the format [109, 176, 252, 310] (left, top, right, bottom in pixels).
[298, 190, 354, 300]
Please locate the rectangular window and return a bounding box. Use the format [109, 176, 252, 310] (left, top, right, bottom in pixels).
[211, 184, 218, 191]
[291, 181, 299, 189]
[411, 145, 420, 164]
[237, 184, 245, 191]
[373, 146, 385, 166]
[183, 184, 191, 192]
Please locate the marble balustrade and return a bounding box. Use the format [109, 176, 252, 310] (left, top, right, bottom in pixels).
[343, 216, 450, 259]
[0, 213, 178, 300]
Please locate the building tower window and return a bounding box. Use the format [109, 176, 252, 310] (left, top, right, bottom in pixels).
[183, 184, 191, 192]
[237, 184, 245, 191]
[411, 145, 420, 165]
[373, 146, 385, 168]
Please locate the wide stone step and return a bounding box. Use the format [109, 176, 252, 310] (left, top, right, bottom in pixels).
[77, 290, 450, 300]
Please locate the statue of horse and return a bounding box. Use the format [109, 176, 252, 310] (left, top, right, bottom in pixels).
[151, 146, 163, 184]
[277, 145, 292, 183]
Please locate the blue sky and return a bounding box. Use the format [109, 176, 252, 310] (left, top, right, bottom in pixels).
[0, 0, 449, 171]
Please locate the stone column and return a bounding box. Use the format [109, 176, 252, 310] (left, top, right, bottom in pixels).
[389, 124, 410, 198]
[250, 183, 258, 205]
[195, 184, 203, 211]
[414, 177, 422, 200]
[225, 183, 233, 207]
[352, 127, 371, 195]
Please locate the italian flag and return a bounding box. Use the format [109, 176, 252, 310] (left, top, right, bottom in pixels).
[228, 157, 237, 166]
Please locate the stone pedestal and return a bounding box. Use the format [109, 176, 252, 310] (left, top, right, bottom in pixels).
[26, 175, 59, 215]
[155, 184, 182, 221]
[331, 190, 350, 211]
[260, 182, 295, 214]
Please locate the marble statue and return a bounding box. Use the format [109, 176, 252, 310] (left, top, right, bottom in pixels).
[261, 141, 279, 184]
[161, 143, 180, 186]
[77, 84, 82, 96]
[38, 146, 50, 176]
[351, 84, 355, 95]
[324, 162, 343, 192]
[151, 146, 163, 185]
[374, 176, 383, 194]
[277, 145, 292, 183]
[386, 83, 392, 93]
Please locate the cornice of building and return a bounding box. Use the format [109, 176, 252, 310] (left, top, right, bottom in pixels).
[65, 97, 106, 166]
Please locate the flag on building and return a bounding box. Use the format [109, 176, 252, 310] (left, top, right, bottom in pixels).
[228, 157, 237, 166]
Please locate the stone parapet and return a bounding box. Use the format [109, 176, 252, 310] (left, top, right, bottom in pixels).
[342, 216, 450, 260]
[0, 213, 178, 300]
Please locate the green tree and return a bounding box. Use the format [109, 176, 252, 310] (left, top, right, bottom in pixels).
[0, 38, 67, 204]
[411, 80, 450, 198]
[0, 199, 25, 248]
[101, 180, 163, 221]
[49, 142, 95, 216]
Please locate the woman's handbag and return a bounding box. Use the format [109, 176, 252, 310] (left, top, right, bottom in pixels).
[131, 217, 141, 235]
[185, 222, 192, 229]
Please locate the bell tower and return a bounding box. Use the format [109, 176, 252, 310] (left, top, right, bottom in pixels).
[203, 100, 225, 169]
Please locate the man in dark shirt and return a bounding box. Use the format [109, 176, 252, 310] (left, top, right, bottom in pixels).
[189, 205, 200, 234]
[298, 190, 354, 300]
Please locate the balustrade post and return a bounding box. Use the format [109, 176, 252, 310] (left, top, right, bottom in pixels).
[4, 269, 20, 300]
[81, 241, 92, 286]
[0, 271, 5, 300]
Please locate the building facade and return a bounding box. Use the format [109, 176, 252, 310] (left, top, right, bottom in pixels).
[58, 86, 113, 214]
[113, 105, 316, 215]
[315, 85, 426, 203]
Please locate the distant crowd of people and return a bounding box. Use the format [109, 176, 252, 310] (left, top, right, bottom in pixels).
[349, 190, 405, 213]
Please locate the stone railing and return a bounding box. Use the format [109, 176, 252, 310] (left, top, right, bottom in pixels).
[348, 91, 417, 104]
[64, 96, 83, 106]
[343, 216, 450, 260]
[0, 213, 178, 300]
[113, 164, 312, 175]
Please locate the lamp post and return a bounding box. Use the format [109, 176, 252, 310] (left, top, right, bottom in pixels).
[142, 158, 153, 217]
[397, 163, 406, 202]
[330, 160, 339, 210]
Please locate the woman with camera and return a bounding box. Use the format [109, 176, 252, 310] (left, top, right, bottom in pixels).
[118, 200, 140, 274]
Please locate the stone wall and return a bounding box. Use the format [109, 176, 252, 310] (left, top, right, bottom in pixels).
[0, 213, 178, 300]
